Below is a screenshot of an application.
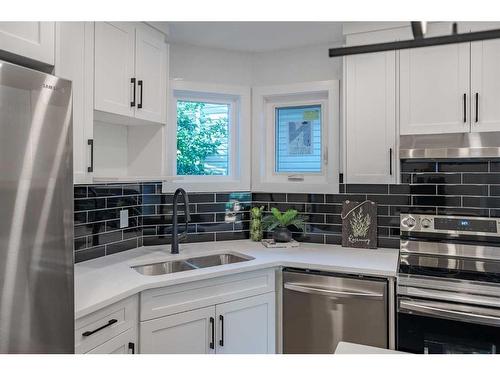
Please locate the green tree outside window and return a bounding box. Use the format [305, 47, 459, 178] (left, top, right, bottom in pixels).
[176, 100, 229, 176]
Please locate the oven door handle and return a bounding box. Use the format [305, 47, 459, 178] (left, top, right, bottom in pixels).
[399, 299, 500, 326]
[284, 283, 384, 299]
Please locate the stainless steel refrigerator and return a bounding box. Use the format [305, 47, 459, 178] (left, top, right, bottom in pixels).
[0, 60, 74, 353]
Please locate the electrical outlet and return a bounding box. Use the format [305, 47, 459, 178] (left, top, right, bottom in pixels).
[120, 209, 129, 228]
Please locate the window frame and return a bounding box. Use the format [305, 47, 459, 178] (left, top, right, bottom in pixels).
[252, 80, 340, 193]
[164, 81, 251, 193]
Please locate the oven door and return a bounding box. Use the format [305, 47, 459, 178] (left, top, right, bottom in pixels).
[397, 297, 500, 354]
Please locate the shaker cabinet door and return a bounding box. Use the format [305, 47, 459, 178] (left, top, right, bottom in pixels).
[134, 26, 168, 124]
[140, 306, 216, 354]
[0, 22, 55, 65]
[94, 22, 135, 118]
[345, 51, 396, 184]
[215, 292, 276, 354]
[400, 43, 470, 135]
[470, 39, 500, 133]
[55, 22, 94, 184]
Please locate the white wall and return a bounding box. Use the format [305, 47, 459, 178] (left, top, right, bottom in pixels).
[252, 42, 342, 85]
[169, 41, 343, 86]
[169, 43, 253, 85]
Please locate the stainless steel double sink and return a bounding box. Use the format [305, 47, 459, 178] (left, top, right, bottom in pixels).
[132, 252, 254, 276]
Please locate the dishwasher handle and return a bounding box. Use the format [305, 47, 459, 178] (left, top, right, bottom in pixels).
[284, 283, 384, 299]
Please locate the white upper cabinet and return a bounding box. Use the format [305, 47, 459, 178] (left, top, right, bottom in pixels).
[0, 22, 55, 65]
[215, 292, 275, 354]
[344, 51, 397, 184]
[94, 22, 168, 124]
[470, 39, 500, 133]
[55, 22, 94, 184]
[400, 43, 471, 135]
[134, 26, 168, 123]
[94, 22, 136, 118]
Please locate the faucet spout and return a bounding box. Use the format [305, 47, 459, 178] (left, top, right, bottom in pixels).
[171, 188, 190, 254]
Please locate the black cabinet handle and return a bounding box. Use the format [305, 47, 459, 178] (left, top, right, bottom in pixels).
[209, 317, 215, 349]
[87, 139, 94, 173]
[138, 80, 143, 109]
[389, 148, 393, 176]
[463, 93, 467, 123]
[128, 342, 135, 354]
[130, 78, 136, 107]
[219, 315, 224, 347]
[475, 92, 479, 123]
[82, 319, 117, 337]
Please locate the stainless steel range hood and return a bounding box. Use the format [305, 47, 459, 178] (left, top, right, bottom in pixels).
[400, 132, 500, 159]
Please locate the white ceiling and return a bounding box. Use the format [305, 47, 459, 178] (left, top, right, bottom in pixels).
[166, 22, 344, 52]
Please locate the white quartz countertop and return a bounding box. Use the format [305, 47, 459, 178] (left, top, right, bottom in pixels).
[335, 342, 405, 354]
[75, 240, 399, 319]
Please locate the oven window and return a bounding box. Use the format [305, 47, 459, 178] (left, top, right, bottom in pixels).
[398, 312, 500, 354]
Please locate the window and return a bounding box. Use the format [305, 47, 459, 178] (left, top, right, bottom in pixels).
[176, 100, 230, 176]
[252, 81, 340, 193]
[275, 105, 322, 174]
[164, 81, 251, 193]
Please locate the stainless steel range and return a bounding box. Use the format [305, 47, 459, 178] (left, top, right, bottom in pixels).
[397, 214, 500, 354]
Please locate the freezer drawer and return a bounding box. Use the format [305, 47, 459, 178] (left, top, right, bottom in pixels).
[283, 269, 388, 354]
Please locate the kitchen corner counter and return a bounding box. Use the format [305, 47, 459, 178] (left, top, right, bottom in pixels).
[75, 240, 399, 319]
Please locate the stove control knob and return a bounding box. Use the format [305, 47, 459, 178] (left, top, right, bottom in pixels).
[421, 218, 432, 229]
[403, 217, 416, 228]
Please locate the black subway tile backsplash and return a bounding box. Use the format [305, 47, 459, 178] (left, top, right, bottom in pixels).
[463, 173, 500, 184]
[401, 161, 437, 173]
[491, 162, 500, 172]
[438, 161, 489, 173]
[73, 159, 500, 262]
[463, 196, 500, 209]
[252, 192, 286, 202]
[412, 195, 461, 207]
[325, 194, 366, 204]
[413, 173, 462, 184]
[437, 184, 488, 196]
[346, 184, 388, 194]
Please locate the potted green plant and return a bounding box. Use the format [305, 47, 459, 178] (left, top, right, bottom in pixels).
[250, 206, 264, 241]
[262, 208, 306, 242]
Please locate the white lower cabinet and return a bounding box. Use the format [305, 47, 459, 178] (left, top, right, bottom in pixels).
[77, 269, 277, 354]
[140, 306, 216, 354]
[87, 328, 137, 354]
[215, 292, 275, 354]
[140, 292, 275, 354]
[75, 295, 138, 354]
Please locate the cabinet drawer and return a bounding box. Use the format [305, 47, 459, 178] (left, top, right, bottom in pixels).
[140, 268, 276, 321]
[75, 295, 138, 354]
[86, 327, 137, 354]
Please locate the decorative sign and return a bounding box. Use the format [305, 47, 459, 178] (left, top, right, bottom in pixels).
[288, 121, 313, 155]
[341, 200, 377, 249]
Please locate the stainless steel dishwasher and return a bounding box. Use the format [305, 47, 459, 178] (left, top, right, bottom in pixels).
[283, 268, 388, 353]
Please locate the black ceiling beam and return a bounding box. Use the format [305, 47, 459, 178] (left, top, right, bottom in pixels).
[329, 28, 500, 57]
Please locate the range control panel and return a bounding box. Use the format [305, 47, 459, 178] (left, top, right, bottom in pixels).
[400, 214, 500, 236]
